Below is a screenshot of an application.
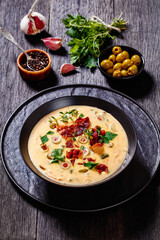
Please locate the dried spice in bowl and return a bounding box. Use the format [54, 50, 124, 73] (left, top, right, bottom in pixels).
[17, 49, 51, 81]
[20, 51, 49, 71]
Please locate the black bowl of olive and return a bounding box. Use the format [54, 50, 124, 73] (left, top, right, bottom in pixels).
[98, 45, 145, 80]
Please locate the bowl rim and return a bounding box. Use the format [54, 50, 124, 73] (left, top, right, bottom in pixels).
[98, 45, 145, 80]
[19, 95, 137, 189]
[17, 48, 52, 74]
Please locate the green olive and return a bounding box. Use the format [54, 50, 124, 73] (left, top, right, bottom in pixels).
[113, 63, 122, 71]
[108, 54, 116, 63]
[121, 70, 128, 77]
[113, 70, 122, 78]
[106, 68, 114, 75]
[122, 51, 130, 59]
[112, 46, 122, 55]
[128, 65, 138, 75]
[131, 55, 141, 66]
[100, 59, 113, 69]
[122, 59, 133, 69]
[116, 52, 126, 63]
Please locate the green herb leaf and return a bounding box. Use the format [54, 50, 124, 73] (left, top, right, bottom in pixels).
[101, 132, 118, 143]
[49, 116, 58, 125]
[84, 162, 99, 169]
[41, 135, 49, 144]
[79, 113, 84, 118]
[96, 126, 101, 135]
[51, 148, 65, 163]
[80, 146, 85, 150]
[84, 129, 92, 139]
[51, 148, 63, 157]
[47, 131, 54, 135]
[50, 159, 59, 164]
[62, 13, 127, 69]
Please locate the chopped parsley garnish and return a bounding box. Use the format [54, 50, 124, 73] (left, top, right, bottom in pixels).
[50, 148, 65, 163]
[41, 135, 49, 144]
[47, 131, 54, 135]
[80, 146, 85, 150]
[79, 113, 84, 118]
[84, 162, 99, 169]
[95, 126, 118, 143]
[83, 129, 92, 139]
[60, 109, 78, 123]
[100, 132, 118, 144]
[49, 116, 58, 125]
[96, 126, 101, 134]
[50, 159, 59, 164]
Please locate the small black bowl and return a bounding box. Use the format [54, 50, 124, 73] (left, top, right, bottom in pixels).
[98, 45, 145, 81]
[19, 96, 137, 188]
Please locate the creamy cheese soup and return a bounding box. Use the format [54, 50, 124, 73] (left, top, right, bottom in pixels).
[28, 106, 128, 185]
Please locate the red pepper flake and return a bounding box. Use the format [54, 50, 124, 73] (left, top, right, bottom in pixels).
[78, 162, 84, 165]
[95, 164, 108, 174]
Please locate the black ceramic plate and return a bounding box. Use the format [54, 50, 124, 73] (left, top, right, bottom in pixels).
[1, 85, 160, 212]
[20, 96, 137, 187]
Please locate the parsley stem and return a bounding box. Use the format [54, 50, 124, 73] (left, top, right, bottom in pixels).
[91, 16, 121, 32]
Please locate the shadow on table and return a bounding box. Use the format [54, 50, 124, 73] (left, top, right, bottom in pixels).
[24, 30, 52, 47]
[24, 69, 59, 91]
[106, 70, 155, 99]
[8, 162, 160, 240]
[40, 167, 160, 239]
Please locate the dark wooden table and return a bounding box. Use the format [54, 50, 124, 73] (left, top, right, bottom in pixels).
[0, 0, 160, 239]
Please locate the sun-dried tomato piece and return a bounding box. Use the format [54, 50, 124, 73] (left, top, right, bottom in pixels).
[95, 164, 108, 174]
[70, 159, 75, 166]
[90, 130, 99, 146]
[87, 158, 96, 162]
[57, 117, 90, 138]
[66, 149, 83, 159]
[66, 139, 74, 148]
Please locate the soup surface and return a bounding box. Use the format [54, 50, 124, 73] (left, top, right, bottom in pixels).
[28, 105, 128, 185]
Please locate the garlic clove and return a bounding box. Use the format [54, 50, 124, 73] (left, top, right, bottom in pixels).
[60, 63, 76, 75]
[41, 37, 62, 51]
[20, 12, 46, 35]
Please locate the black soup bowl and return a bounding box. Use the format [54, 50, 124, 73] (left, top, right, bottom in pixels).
[19, 96, 137, 188]
[98, 45, 145, 81]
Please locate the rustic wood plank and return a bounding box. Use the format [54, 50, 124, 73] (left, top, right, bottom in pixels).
[0, 0, 50, 239]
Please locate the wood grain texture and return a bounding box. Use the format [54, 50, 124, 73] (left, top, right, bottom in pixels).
[0, 0, 160, 239]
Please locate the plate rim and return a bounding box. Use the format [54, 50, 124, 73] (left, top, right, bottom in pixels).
[1, 84, 160, 212]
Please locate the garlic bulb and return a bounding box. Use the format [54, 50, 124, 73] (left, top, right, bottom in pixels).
[20, 12, 46, 35]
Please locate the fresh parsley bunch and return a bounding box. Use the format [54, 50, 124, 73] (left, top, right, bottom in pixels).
[62, 13, 127, 68]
